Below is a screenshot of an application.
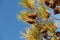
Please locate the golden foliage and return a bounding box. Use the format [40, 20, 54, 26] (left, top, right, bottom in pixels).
[18, 11, 29, 21]
[18, 0, 58, 40]
[19, 0, 35, 9]
[51, 34, 57, 40]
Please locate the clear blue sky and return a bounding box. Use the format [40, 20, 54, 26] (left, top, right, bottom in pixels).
[0, 0, 28, 40]
[0, 0, 60, 40]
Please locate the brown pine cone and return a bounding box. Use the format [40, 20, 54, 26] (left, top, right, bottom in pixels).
[28, 13, 37, 19]
[44, 0, 50, 6]
[49, 0, 55, 4]
[55, 0, 60, 6]
[44, 0, 56, 9]
[49, 0, 56, 9]
[49, 3, 56, 9]
[40, 28, 47, 33]
[53, 7, 60, 14]
[26, 19, 35, 24]
[55, 32, 60, 37]
[57, 38, 60, 40]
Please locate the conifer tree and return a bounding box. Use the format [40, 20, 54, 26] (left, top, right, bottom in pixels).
[18, 0, 60, 40]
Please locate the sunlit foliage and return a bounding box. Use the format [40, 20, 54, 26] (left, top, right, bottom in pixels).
[18, 0, 60, 40]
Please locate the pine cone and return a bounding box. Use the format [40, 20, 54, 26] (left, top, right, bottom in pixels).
[44, 0, 50, 6]
[28, 13, 37, 19]
[40, 28, 47, 33]
[49, 3, 56, 9]
[26, 19, 35, 24]
[49, 0, 56, 9]
[57, 38, 60, 40]
[55, 32, 60, 37]
[53, 7, 59, 14]
[55, 0, 60, 6]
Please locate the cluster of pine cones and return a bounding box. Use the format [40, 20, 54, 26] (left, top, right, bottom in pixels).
[26, 11, 60, 40]
[44, 0, 60, 14]
[26, 0, 60, 24]
[25, 0, 60, 40]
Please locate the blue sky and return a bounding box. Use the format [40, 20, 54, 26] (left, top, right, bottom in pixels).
[0, 0, 60, 40]
[0, 0, 27, 40]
